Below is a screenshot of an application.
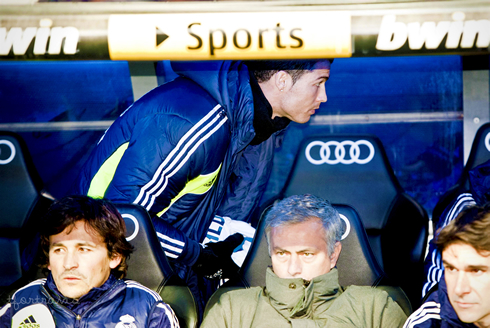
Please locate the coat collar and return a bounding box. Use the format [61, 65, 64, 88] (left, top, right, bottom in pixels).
[265, 267, 342, 320]
[45, 273, 122, 313]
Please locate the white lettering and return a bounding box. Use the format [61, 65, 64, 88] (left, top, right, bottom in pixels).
[446, 21, 463, 49]
[33, 27, 50, 55]
[461, 20, 490, 48]
[0, 26, 79, 56]
[48, 27, 79, 55]
[375, 15, 407, 51]
[407, 21, 450, 50]
[0, 27, 36, 55]
[376, 15, 490, 51]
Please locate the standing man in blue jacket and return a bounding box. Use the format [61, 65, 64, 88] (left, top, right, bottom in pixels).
[0, 195, 178, 328]
[74, 59, 332, 311]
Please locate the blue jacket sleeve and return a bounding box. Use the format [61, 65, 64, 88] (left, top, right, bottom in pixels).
[403, 290, 441, 328]
[0, 303, 11, 328]
[104, 114, 208, 265]
[148, 302, 180, 328]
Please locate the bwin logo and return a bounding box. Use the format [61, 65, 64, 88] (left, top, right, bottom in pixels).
[376, 14, 490, 51]
[0, 19, 79, 56]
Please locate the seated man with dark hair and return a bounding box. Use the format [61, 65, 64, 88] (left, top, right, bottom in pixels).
[0, 195, 179, 328]
[423, 159, 490, 297]
[201, 194, 407, 327]
[404, 205, 490, 328]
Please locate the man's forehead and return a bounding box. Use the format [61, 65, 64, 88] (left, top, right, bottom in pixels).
[50, 220, 104, 246]
[443, 243, 490, 265]
[270, 219, 327, 247]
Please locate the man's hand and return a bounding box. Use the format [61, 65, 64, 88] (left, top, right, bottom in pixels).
[192, 233, 244, 280]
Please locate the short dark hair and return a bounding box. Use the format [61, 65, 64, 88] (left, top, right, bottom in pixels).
[436, 204, 490, 256]
[39, 195, 133, 279]
[264, 194, 343, 256]
[246, 59, 334, 84]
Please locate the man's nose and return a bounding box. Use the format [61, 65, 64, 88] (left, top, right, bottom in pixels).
[317, 84, 327, 103]
[287, 255, 302, 277]
[63, 251, 79, 270]
[454, 272, 471, 296]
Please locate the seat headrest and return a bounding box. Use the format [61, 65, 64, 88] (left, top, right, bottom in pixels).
[464, 122, 490, 175]
[0, 132, 42, 229]
[115, 203, 199, 328]
[238, 203, 384, 288]
[115, 203, 176, 291]
[432, 123, 490, 223]
[283, 135, 400, 231]
[334, 204, 385, 287]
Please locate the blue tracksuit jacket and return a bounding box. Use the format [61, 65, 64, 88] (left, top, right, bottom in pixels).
[404, 273, 477, 328]
[75, 61, 283, 267]
[422, 159, 490, 296]
[0, 274, 178, 328]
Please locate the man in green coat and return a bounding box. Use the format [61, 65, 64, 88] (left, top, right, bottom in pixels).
[201, 194, 407, 327]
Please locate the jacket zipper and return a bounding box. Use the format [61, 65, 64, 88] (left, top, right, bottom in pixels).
[41, 280, 124, 328]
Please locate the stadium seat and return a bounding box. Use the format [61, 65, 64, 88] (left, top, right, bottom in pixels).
[115, 203, 198, 328]
[273, 134, 428, 307]
[432, 122, 490, 227]
[204, 203, 412, 317]
[0, 131, 53, 288]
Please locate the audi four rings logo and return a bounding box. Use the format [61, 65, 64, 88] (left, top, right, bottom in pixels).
[305, 140, 375, 165]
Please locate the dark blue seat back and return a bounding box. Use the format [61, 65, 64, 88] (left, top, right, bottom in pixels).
[204, 203, 412, 317]
[465, 122, 490, 172]
[240, 204, 385, 288]
[0, 132, 41, 229]
[0, 131, 52, 287]
[433, 123, 490, 226]
[284, 136, 400, 233]
[115, 203, 198, 328]
[279, 134, 428, 307]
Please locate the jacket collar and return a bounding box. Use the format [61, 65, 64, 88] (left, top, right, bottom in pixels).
[172, 61, 290, 152]
[265, 267, 342, 320]
[46, 273, 121, 313]
[248, 71, 290, 146]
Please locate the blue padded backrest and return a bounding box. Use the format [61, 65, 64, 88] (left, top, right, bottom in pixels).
[283, 135, 401, 232]
[239, 204, 385, 288]
[465, 122, 490, 173]
[0, 131, 48, 287]
[205, 203, 412, 317]
[432, 123, 490, 226]
[116, 203, 175, 290]
[280, 134, 427, 308]
[115, 203, 198, 328]
[0, 132, 41, 229]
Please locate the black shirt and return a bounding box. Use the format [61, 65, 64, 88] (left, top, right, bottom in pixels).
[249, 71, 290, 145]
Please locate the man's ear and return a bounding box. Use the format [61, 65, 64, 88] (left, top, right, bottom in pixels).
[330, 242, 342, 269]
[274, 71, 290, 92]
[109, 253, 122, 269]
